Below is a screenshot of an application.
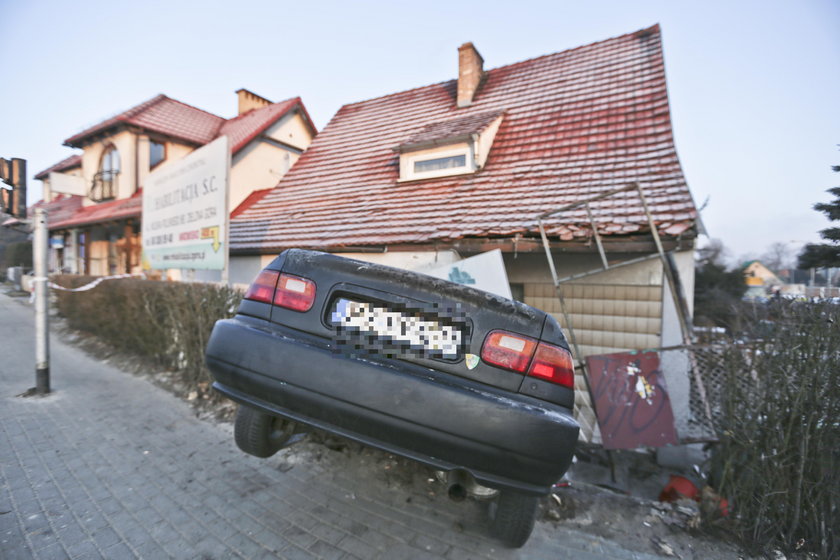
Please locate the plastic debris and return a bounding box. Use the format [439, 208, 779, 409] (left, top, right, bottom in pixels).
[651, 536, 680, 558]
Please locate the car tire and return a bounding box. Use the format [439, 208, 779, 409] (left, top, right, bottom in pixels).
[234, 405, 292, 458]
[490, 490, 539, 548]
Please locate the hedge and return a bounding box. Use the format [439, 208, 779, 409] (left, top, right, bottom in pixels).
[53, 275, 242, 395]
[709, 300, 839, 559]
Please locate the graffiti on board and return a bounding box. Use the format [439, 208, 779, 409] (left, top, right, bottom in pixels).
[585, 350, 678, 450]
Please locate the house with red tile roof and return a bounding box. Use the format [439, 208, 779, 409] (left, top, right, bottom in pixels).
[228, 26, 700, 438]
[36, 89, 316, 276]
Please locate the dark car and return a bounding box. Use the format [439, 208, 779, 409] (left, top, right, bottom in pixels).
[205, 249, 579, 547]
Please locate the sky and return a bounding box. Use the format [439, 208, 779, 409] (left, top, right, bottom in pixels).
[1, 0, 838, 264]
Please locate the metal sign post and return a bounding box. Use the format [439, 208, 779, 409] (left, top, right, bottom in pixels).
[33, 208, 50, 394]
[1, 156, 45, 394]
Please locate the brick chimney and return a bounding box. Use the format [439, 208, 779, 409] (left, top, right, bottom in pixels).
[236, 89, 272, 115]
[457, 42, 485, 108]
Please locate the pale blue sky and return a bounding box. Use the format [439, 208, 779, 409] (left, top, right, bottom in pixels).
[1, 0, 838, 262]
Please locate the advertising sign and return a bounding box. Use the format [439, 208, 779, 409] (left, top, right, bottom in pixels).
[49, 172, 86, 196]
[142, 136, 230, 270]
[423, 249, 513, 299]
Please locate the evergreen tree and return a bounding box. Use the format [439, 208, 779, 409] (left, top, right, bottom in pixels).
[694, 239, 747, 329]
[797, 164, 840, 269]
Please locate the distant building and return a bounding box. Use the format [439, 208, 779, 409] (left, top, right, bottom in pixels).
[227, 26, 701, 439]
[34, 89, 316, 276]
[743, 260, 786, 299]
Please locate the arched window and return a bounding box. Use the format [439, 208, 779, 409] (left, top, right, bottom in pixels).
[92, 145, 120, 201]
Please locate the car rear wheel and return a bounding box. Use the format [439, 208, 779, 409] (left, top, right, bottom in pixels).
[490, 490, 539, 548]
[234, 405, 293, 458]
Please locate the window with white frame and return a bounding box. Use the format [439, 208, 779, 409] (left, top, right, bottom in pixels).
[400, 144, 474, 181]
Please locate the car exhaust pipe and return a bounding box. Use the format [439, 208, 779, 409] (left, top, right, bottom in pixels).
[448, 483, 468, 502]
[437, 470, 499, 502]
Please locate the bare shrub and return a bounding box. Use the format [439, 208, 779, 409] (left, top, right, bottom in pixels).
[708, 300, 839, 559]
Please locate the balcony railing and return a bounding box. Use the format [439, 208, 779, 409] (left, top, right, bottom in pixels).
[90, 171, 118, 202]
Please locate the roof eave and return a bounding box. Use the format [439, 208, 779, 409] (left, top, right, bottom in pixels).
[395, 133, 473, 153]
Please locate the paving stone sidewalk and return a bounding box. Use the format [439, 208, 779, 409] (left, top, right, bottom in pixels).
[0, 291, 661, 559]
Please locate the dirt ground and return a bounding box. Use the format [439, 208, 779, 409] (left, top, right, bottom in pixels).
[50, 317, 770, 560]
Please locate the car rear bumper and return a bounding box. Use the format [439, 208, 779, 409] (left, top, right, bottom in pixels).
[206, 317, 579, 495]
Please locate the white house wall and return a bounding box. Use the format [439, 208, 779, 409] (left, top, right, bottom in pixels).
[265, 111, 312, 149]
[230, 142, 298, 210]
[136, 137, 193, 191]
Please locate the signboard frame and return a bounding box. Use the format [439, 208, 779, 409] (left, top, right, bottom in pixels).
[141, 136, 231, 278]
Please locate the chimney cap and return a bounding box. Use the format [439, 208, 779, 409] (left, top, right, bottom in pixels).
[458, 42, 484, 59]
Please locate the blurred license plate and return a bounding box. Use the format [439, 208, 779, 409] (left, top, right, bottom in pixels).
[331, 298, 462, 359]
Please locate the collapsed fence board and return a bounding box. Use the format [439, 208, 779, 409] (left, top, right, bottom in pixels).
[534, 183, 702, 443]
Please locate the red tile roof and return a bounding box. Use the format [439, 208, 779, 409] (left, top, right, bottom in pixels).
[400, 110, 504, 151]
[231, 188, 272, 218]
[64, 95, 224, 148]
[29, 195, 84, 226]
[230, 24, 698, 253]
[34, 154, 82, 180]
[62, 94, 309, 155]
[40, 94, 312, 230]
[49, 191, 142, 230]
[220, 97, 315, 154]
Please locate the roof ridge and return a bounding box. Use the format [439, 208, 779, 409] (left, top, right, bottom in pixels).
[122, 93, 169, 119]
[34, 153, 83, 179]
[335, 24, 660, 115]
[154, 94, 226, 137]
[219, 97, 306, 153]
[340, 78, 456, 113]
[482, 23, 661, 75]
[223, 96, 298, 124]
[64, 93, 225, 146]
[159, 94, 225, 121]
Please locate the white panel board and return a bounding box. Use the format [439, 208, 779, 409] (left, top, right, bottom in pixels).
[49, 172, 86, 196]
[142, 136, 230, 270]
[424, 249, 513, 299]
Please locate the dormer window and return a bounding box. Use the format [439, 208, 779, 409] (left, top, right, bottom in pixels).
[403, 145, 473, 181]
[397, 110, 503, 182]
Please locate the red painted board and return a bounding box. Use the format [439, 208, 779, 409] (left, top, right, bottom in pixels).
[585, 351, 678, 450]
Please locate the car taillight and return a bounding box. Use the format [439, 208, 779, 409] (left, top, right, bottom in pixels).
[481, 330, 538, 373]
[481, 330, 575, 389]
[244, 270, 280, 303]
[273, 273, 316, 312]
[527, 343, 575, 389]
